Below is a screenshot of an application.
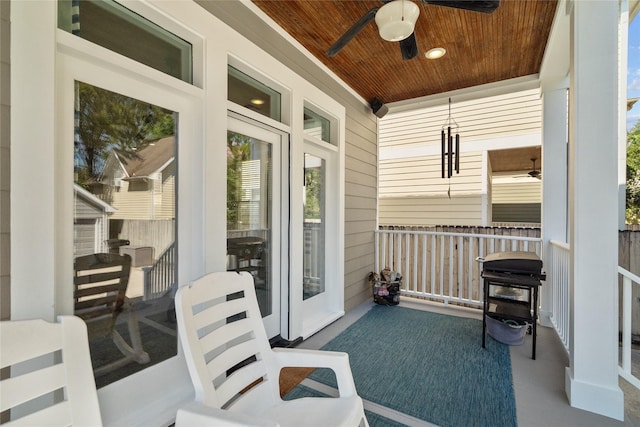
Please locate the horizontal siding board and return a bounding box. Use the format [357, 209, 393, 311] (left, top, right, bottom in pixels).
[345, 208, 377, 222]
[345, 182, 377, 199]
[343, 219, 377, 235]
[492, 181, 541, 203]
[379, 195, 483, 226]
[379, 89, 542, 153]
[345, 231, 375, 248]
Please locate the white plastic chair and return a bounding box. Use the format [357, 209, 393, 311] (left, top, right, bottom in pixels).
[175, 271, 368, 427]
[0, 316, 102, 426]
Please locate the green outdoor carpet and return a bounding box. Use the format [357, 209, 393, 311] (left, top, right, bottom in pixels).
[287, 305, 517, 427]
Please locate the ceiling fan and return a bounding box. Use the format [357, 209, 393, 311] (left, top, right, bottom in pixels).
[326, 0, 501, 60]
[527, 158, 542, 179]
[513, 158, 542, 180]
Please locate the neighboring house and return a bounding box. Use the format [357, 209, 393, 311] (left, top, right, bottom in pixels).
[491, 172, 542, 224]
[73, 183, 116, 257]
[98, 136, 176, 221]
[378, 88, 542, 226]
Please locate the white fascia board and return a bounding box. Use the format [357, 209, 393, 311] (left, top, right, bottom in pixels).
[380, 132, 542, 161]
[238, 0, 368, 107]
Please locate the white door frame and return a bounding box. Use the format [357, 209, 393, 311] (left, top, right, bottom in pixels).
[227, 114, 289, 339]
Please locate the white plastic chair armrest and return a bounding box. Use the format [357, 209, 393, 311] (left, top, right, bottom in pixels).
[176, 402, 280, 427]
[271, 348, 358, 397]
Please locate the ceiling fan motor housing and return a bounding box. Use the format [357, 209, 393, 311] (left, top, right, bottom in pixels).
[375, 0, 420, 42]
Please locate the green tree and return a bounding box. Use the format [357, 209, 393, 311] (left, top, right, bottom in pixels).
[75, 82, 174, 185]
[304, 167, 323, 220]
[627, 121, 640, 223]
[226, 132, 252, 226]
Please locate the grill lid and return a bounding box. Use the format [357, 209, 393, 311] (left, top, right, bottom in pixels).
[481, 251, 542, 275]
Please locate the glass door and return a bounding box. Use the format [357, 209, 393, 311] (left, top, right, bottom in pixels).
[303, 153, 326, 300]
[299, 139, 340, 337]
[226, 115, 286, 338]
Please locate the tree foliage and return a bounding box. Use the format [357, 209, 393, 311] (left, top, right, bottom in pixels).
[226, 132, 252, 227]
[627, 121, 640, 223]
[75, 82, 174, 186]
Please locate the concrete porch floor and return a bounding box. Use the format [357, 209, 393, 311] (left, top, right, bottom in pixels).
[298, 298, 640, 427]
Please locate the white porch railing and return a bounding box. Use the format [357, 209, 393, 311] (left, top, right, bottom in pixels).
[375, 229, 542, 307]
[143, 242, 175, 301]
[548, 240, 571, 353]
[619, 266, 640, 389]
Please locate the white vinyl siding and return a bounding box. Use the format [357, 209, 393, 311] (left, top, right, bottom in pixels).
[160, 164, 176, 219]
[379, 89, 541, 227]
[379, 89, 541, 151]
[379, 194, 483, 226]
[74, 219, 98, 256]
[492, 180, 541, 203]
[108, 166, 175, 221]
[380, 152, 483, 196]
[109, 179, 154, 220]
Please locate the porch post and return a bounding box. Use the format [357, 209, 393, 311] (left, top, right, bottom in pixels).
[565, 0, 624, 420]
[540, 85, 568, 327]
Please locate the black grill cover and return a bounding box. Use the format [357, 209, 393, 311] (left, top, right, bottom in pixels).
[482, 251, 543, 275]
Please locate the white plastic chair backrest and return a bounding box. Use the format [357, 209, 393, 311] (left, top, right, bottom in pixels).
[0, 316, 102, 426]
[175, 271, 278, 412]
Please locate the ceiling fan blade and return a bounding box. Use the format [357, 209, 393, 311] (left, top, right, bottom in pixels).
[422, 0, 500, 14]
[399, 32, 418, 60]
[326, 7, 379, 57]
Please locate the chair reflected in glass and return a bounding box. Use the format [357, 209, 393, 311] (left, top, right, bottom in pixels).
[74, 252, 150, 377]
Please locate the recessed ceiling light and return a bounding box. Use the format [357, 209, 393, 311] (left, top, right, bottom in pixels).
[250, 98, 265, 105]
[425, 47, 446, 59]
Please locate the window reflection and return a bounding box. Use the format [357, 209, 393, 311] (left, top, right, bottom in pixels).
[226, 131, 273, 317]
[73, 81, 177, 387]
[303, 154, 326, 299]
[228, 65, 281, 121]
[303, 107, 331, 144]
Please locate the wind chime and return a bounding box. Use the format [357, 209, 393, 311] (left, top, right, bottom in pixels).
[441, 98, 460, 179]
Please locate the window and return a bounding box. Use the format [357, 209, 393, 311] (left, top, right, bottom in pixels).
[303, 153, 326, 299]
[73, 81, 177, 388]
[58, 0, 192, 83]
[228, 65, 282, 121]
[304, 107, 331, 143]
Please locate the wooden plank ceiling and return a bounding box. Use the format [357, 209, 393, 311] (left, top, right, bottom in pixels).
[252, 0, 558, 105]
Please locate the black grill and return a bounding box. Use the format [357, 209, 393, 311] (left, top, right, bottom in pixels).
[481, 251, 545, 281]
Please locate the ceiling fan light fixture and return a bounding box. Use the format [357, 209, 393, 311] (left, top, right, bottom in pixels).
[425, 47, 446, 59]
[375, 0, 420, 42]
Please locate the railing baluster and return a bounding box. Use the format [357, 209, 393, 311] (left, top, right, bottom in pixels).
[374, 228, 542, 308]
[618, 266, 640, 389]
[468, 236, 474, 301]
[431, 234, 436, 295]
[421, 234, 427, 295]
[457, 235, 463, 300]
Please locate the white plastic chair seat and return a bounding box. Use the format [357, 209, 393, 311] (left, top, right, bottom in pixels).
[175, 271, 368, 427]
[263, 395, 365, 427]
[177, 395, 364, 427]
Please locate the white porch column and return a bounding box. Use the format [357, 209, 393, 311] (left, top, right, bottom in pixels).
[540, 85, 568, 327]
[566, 0, 624, 420]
